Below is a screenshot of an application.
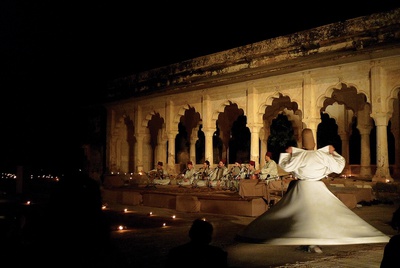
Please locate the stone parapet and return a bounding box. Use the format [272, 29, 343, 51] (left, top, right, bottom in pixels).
[106, 9, 400, 101]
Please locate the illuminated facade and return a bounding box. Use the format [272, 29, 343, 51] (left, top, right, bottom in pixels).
[102, 8, 400, 182]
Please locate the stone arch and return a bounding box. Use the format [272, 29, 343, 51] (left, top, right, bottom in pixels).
[174, 104, 193, 125]
[320, 82, 369, 112]
[142, 110, 159, 127]
[320, 83, 374, 167]
[259, 92, 284, 123]
[263, 93, 301, 126]
[212, 100, 235, 121]
[214, 102, 248, 163]
[387, 85, 400, 116]
[320, 83, 368, 145]
[146, 112, 165, 167]
[283, 108, 304, 142]
[317, 112, 342, 153]
[147, 113, 164, 148]
[259, 94, 302, 161]
[179, 106, 201, 139]
[174, 105, 202, 164]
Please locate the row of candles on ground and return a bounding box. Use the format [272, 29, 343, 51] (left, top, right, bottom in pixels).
[101, 204, 207, 231]
[22, 200, 203, 231]
[1, 172, 60, 181]
[113, 206, 174, 230]
[340, 174, 353, 179]
[116, 209, 173, 230]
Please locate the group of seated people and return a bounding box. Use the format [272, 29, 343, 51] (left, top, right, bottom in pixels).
[147, 151, 280, 190]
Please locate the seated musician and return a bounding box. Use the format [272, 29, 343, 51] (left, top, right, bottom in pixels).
[231, 160, 246, 178]
[150, 161, 170, 185]
[194, 160, 211, 187]
[229, 160, 246, 191]
[178, 161, 196, 186]
[209, 159, 228, 188]
[257, 151, 279, 184]
[245, 160, 257, 179]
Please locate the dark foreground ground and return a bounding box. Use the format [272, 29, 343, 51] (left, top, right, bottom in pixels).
[1, 177, 400, 268]
[104, 202, 399, 268]
[2, 198, 398, 268]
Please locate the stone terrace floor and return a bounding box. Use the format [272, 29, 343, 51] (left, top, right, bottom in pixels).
[1, 177, 400, 267]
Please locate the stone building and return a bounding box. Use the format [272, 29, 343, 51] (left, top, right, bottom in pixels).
[98, 8, 400, 183]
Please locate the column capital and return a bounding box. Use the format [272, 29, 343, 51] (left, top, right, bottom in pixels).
[370, 112, 390, 126]
[246, 123, 263, 133]
[357, 127, 372, 135]
[166, 130, 178, 140]
[202, 128, 215, 137]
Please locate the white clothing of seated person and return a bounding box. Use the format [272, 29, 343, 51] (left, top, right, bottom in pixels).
[228, 161, 246, 190]
[149, 161, 170, 185]
[257, 151, 279, 183]
[209, 159, 228, 188]
[194, 160, 212, 187]
[178, 161, 196, 186]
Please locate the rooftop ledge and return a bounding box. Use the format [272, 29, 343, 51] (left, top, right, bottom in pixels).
[106, 8, 400, 101]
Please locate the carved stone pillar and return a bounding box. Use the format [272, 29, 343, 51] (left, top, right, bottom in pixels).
[190, 130, 197, 163]
[392, 98, 400, 179]
[371, 113, 393, 182]
[259, 127, 268, 166]
[339, 133, 350, 164]
[155, 126, 168, 167]
[356, 105, 373, 178]
[167, 132, 176, 174]
[204, 129, 214, 166]
[248, 124, 262, 167]
[201, 94, 214, 165]
[370, 66, 393, 182]
[135, 135, 144, 173]
[155, 136, 161, 167]
[358, 127, 372, 178]
[219, 129, 228, 162]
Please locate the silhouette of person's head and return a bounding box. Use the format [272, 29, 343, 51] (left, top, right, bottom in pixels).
[391, 206, 400, 232]
[189, 219, 213, 245]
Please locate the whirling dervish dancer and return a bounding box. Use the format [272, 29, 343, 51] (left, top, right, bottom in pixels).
[236, 128, 390, 253]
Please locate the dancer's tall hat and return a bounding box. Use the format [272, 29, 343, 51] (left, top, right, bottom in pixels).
[302, 128, 315, 150]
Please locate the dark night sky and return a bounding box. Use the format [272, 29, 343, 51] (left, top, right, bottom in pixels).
[1, 1, 399, 173]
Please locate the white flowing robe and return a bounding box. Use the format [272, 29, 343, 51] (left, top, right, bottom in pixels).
[236, 146, 390, 245]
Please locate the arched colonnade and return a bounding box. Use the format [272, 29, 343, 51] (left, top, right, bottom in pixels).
[106, 60, 400, 183]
